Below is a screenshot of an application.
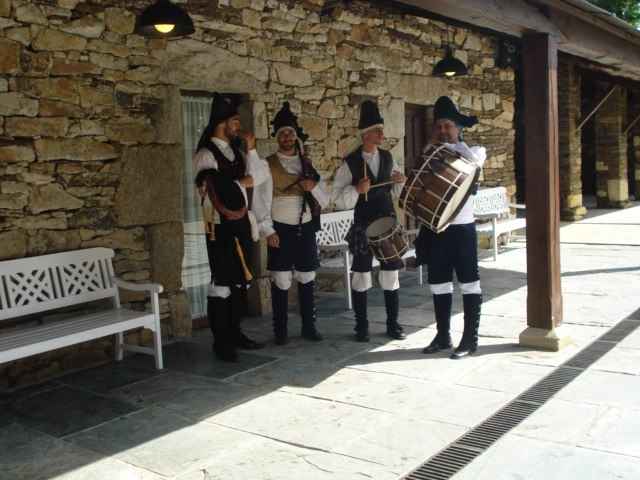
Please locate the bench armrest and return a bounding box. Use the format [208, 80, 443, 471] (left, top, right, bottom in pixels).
[113, 277, 164, 294]
[510, 203, 526, 210]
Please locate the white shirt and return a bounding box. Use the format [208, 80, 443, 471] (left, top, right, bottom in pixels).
[193, 137, 269, 224]
[332, 148, 404, 211]
[254, 152, 330, 237]
[441, 141, 487, 225]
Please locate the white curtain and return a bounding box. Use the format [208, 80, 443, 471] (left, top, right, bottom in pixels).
[181, 95, 212, 320]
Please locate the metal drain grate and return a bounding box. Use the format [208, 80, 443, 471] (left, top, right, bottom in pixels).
[403, 319, 640, 480]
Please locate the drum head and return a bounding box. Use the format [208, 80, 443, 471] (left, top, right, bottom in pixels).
[366, 217, 395, 238]
[436, 164, 479, 231]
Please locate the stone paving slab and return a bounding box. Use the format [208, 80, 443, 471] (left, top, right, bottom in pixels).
[0, 423, 163, 480]
[452, 434, 640, 480]
[66, 406, 257, 478]
[174, 437, 399, 480]
[7, 385, 139, 438]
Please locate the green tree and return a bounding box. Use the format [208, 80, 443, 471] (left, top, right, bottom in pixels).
[589, 0, 640, 27]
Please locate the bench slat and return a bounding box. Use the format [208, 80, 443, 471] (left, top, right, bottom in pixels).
[0, 309, 154, 356]
[0, 308, 154, 351]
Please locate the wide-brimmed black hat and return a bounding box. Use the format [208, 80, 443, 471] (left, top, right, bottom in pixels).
[358, 100, 384, 132]
[271, 102, 308, 142]
[208, 92, 240, 129]
[433, 96, 478, 128]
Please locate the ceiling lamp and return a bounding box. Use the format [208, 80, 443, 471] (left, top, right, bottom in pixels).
[135, 0, 195, 38]
[432, 46, 468, 78]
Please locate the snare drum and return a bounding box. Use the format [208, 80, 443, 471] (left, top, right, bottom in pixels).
[399, 144, 479, 233]
[365, 217, 409, 263]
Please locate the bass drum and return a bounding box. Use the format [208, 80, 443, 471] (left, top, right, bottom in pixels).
[399, 144, 479, 233]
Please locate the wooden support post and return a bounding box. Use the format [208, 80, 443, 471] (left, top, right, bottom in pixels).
[519, 33, 570, 351]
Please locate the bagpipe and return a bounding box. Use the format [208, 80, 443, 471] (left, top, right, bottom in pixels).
[283, 149, 322, 232]
[195, 168, 253, 283]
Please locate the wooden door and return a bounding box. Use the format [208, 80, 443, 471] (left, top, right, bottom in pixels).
[403, 104, 430, 229]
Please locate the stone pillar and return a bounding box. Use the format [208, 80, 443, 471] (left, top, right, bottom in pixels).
[595, 85, 630, 208]
[558, 60, 586, 220]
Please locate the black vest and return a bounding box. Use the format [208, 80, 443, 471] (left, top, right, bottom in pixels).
[201, 140, 247, 211]
[345, 147, 395, 226]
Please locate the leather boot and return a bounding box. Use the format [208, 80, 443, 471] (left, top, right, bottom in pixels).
[451, 294, 481, 359]
[298, 282, 323, 341]
[352, 290, 369, 342]
[384, 290, 405, 340]
[423, 293, 453, 354]
[271, 283, 289, 345]
[209, 296, 237, 362]
[231, 286, 264, 350]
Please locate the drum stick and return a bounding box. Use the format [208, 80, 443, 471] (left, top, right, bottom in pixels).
[369, 180, 396, 189]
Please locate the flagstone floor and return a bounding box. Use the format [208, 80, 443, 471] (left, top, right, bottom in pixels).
[1, 204, 640, 480]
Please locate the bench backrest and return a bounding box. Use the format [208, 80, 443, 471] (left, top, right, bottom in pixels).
[317, 210, 354, 248]
[473, 187, 510, 217]
[0, 247, 118, 321]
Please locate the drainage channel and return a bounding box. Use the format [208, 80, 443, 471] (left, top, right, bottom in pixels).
[403, 318, 640, 480]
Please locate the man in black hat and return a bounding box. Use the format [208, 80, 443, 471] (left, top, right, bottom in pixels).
[254, 102, 329, 345]
[194, 93, 269, 362]
[418, 96, 487, 359]
[333, 100, 407, 342]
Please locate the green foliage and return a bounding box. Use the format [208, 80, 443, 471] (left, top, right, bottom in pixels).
[588, 0, 640, 27]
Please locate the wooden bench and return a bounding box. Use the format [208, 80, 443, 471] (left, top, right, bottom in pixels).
[0, 247, 164, 370]
[316, 210, 423, 310]
[474, 186, 527, 260]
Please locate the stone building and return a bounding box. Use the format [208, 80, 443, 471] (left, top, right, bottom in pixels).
[0, 0, 638, 384]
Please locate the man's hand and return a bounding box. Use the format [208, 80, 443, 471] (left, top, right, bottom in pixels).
[242, 131, 256, 151]
[391, 171, 406, 184]
[356, 177, 371, 194]
[300, 179, 317, 192]
[238, 175, 254, 188]
[222, 207, 247, 221]
[267, 233, 280, 248]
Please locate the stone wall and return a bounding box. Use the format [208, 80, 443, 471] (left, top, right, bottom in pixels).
[595, 84, 629, 208]
[0, 0, 516, 385]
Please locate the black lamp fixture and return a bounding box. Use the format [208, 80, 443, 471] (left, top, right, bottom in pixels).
[432, 46, 468, 78]
[432, 27, 468, 78]
[135, 0, 195, 38]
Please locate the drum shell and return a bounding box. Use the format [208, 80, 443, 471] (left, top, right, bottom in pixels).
[366, 218, 409, 263]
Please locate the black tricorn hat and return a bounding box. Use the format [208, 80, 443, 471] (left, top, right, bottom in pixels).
[433, 96, 478, 128]
[271, 102, 308, 142]
[208, 92, 240, 129]
[358, 100, 384, 131]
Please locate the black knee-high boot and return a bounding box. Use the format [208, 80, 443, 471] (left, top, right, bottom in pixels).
[423, 293, 453, 354]
[451, 294, 482, 359]
[208, 296, 237, 362]
[299, 282, 323, 341]
[231, 286, 264, 350]
[384, 290, 405, 340]
[352, 290, 369, 342]
[271, 283, 289, 345]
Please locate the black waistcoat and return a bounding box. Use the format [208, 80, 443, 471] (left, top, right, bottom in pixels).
[202, 140, 247, 211]
[345, 147, 395, 226]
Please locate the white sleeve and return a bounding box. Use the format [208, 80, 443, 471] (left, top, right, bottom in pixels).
[253, 170, 275, 238]
[390, 156, 405, 199]
[454, 142, 486, 168]
[332, 161, 358, 210]
[245, 149, 269, 187]
[310, 179, 330, 209]
[194, 149, 218, 175]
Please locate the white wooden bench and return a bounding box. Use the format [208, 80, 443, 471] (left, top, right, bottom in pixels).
[316, 210, 423, 310]
[473, 186, 527, 260]
[0, 247, 164, 370]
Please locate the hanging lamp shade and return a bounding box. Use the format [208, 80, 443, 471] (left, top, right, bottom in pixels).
[432, 47, 468, 78]
[135, 0, 195, 38]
